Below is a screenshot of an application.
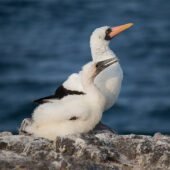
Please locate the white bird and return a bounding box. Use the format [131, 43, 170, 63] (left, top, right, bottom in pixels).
[26, 57, 119, 140]
[34, 23, 133, 111]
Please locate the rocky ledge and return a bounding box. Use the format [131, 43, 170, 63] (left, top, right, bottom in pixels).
[0, 119, 170, 170]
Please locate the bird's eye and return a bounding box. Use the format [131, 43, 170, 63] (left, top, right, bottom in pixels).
[96, 63, 99, 68]
[105, 30, 109, 34]
[96, 61, 102, 68]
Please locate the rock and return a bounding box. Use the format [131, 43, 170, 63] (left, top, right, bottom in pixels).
[0, 131, 12, 137]
[0, 119, 169, 169]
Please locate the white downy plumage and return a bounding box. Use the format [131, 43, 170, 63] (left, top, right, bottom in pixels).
[26, 58, 118, 140]
[34, 23, 133, 111]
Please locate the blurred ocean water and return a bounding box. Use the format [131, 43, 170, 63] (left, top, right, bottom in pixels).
[0, 0, 170, 134]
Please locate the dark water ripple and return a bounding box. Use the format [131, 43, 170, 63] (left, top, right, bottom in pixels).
[0, 0, 170, 134]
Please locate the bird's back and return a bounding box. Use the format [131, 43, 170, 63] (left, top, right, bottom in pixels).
[63, 73, 83, 92]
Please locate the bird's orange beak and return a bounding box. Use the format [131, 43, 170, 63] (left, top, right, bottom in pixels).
[109, 23, 133, 38]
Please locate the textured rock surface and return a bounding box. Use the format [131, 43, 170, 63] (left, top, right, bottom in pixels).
[0, 119, 170, 170]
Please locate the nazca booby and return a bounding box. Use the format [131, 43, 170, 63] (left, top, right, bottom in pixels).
[34, 23, 133, 110]
[26, 57, 119, 140]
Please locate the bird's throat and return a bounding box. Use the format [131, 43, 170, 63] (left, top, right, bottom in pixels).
[91, 46, 116, 62]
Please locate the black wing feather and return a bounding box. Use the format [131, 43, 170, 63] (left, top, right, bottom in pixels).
[33, 85, 85, 104]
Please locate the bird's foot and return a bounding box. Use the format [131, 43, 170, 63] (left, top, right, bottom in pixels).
[18, 118, 33, 136]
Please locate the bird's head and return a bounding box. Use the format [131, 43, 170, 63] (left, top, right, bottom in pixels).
[90, 23, 133, 48]
[82, 57, 119, 80]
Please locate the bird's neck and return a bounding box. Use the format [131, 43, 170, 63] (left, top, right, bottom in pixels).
[81, 73, 105, 105]
[81, 74, 97, 93]
[91, 44, 116, 62]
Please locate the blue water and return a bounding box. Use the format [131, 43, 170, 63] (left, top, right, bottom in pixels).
[0, 0, 170, 135]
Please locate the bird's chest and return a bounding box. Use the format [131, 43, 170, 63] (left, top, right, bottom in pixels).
[95, 67, 123, 93]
